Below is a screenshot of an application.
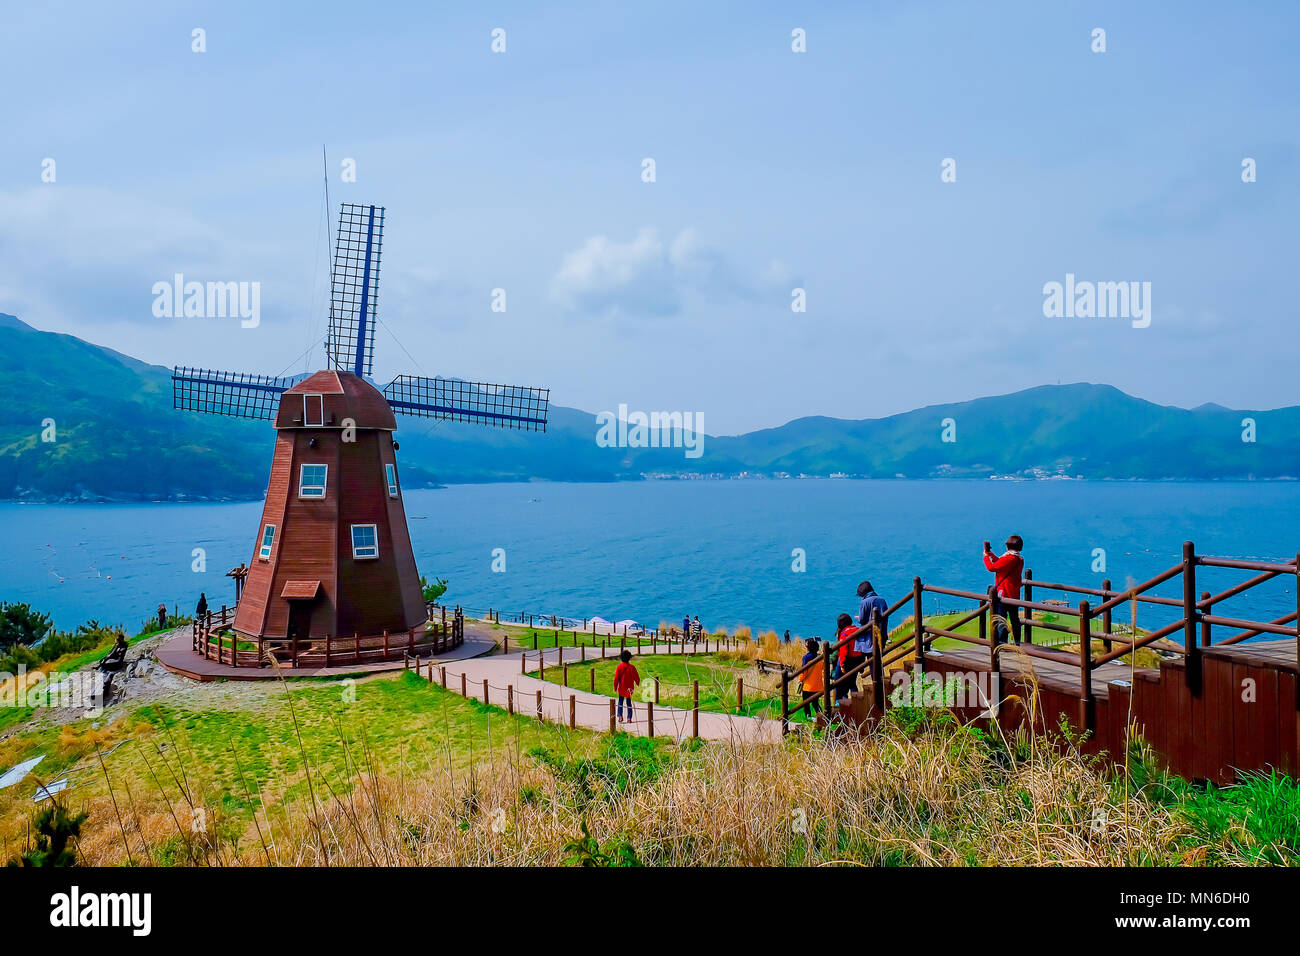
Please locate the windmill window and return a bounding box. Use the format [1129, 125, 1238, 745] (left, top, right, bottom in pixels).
[299, 464, 328, 499]
[385, 463, 399, 498]
[259, 524, 276, 560]
[351, 524, 379, 560]
[304, 394, 324, 426]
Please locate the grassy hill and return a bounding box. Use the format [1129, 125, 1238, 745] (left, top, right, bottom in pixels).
[2, 312, 1297, 500]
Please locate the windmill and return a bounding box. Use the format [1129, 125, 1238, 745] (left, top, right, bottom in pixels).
[173, 203, 548, 663]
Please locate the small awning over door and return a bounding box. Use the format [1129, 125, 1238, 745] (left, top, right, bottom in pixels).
[281, 580, 321, 600]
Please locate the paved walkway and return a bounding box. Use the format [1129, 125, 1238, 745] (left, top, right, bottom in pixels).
[414, 624, 783, 743]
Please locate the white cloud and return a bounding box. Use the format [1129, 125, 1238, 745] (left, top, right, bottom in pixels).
[551, 227, 794, 317]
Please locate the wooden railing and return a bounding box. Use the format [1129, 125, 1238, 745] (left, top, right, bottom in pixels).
[191, 602, 465, 669]
[779, 542, 1300, 735]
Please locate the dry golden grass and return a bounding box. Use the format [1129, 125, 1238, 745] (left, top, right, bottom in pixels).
[721, 631, 807, 669]
[11, 647, 1281, 868]
[52, 704, 1199, 867]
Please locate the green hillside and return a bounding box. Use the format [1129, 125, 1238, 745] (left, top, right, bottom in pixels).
[1, 313, 1296, 500]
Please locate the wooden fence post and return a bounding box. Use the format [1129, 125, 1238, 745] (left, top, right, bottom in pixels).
[647, 701, 654, 738]
[1183, 540, 1201, 695]
[1023, 568, 1034, 644]
[736, 677, 744, 714]
[780, 670, 789, 736]
[983, 588, 997, 675]
[693, 681, 699, 739]
[871, 615, 885, 716]
[609, 698, 615, 733]
[569, 695, 576, 730]
[913, 576, 925, 673]
[821, 641, 832, 715]
[536, 689, 543, 723]
[507, 685, 514, 715]
[1198, 591, 1212, 651]
[1294, 552, 1299, 709]
[440, 666, 447, 688]
[1101, 579, 1113, 654]
[1078, 599, 1094, 731]
[483, 678, 489, 706]
[654, 677, 660, 704]
[461, 672, 467, 697]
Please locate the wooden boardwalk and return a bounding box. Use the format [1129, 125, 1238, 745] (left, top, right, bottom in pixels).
[156, 629, 495, 681]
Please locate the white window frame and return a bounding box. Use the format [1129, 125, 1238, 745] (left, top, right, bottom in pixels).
[385, 463, 399, 498]
[351, 523, 379, 560]
[259, 524, 276, 560]
[303, 394, 324, 427]
[299, 463, 328, 499]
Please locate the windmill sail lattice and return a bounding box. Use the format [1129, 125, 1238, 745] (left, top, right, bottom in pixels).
[384, 375, 549, 431]
[172, 368, 305, 420]
[326, 202, 384, 377]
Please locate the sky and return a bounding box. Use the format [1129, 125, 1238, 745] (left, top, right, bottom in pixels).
[1, 1, 1297, 435]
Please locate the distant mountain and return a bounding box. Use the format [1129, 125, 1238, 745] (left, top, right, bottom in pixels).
[1, 313, 1296, 501]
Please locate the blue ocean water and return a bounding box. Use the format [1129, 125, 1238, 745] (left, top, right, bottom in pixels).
[3, 480, 1298, 640]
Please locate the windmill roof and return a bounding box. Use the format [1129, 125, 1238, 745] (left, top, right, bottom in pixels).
[275, 370, 396, 430]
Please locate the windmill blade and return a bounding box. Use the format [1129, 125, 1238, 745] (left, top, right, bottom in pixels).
[326, 202, 385, 377]
[384, 374, 550, 432]
[172, 367, 305, 421]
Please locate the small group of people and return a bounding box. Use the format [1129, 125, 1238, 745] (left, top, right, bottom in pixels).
[679, 614, 703, 643]
[797, 533, 1025, 714]
[796, 579, 889, 712]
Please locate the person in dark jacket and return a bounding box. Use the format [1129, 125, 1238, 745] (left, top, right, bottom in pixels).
[195, 592, 209, 620]
[856, 581, 888, 654]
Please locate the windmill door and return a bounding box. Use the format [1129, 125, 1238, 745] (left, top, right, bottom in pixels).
[287, 599, 315, 644]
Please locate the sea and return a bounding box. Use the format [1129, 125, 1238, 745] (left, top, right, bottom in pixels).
[3, 479, 1298, 640]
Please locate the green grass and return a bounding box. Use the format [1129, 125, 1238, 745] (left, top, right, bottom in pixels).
[1124, 742, 1300, 865]
[535, 653, 802, 720]
[0, 669, 674, 856]
[483, 621, 669, 652]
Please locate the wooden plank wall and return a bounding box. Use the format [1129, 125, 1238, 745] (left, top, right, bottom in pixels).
[919, 653, 1299, 784]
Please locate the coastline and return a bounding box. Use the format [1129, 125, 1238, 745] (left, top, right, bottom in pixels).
[4, 473, 1296, 505]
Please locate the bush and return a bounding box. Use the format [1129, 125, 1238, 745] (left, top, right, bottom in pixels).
[420, 576, 449, 604]
[0, 602, 54, 652]
[6, 801, 87, 867]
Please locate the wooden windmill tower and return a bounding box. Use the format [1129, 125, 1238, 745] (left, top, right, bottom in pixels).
[173, 203, 548, 663]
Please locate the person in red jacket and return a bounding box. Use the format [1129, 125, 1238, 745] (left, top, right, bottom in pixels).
[983, 534, 1024, 644]
[613, 650, 640, 723]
